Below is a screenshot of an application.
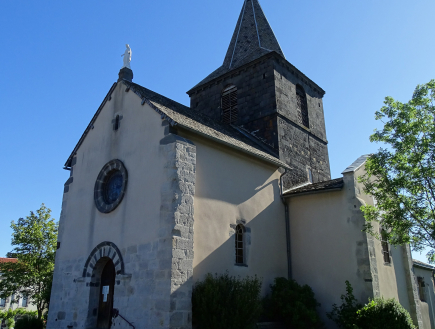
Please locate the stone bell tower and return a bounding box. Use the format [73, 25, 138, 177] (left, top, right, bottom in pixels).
[187, 0, 331, 188]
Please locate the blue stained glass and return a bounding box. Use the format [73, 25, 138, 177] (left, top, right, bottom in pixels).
[105, 172, 123, 204]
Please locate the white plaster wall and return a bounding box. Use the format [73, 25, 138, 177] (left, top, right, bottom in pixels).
[0, 294, 37, 312]
[58, 83, 166, 261]
[179, 131, 288, 296]
[288, 167, 384, 328]
[288, 187, 371, 328]
[288, 164, 422, 328]
[414, 266, 435, 329]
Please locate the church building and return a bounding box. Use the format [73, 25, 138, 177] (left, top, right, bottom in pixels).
[46, 1, 427, 328]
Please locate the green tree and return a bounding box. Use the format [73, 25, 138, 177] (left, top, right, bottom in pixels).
[359, 80, 435, 262]
[0, 204, 58, 320]
[327, 281, 362, 328]
[192, 272, 262, 329]
[355, 297, 415, 329]
[264, 277, 323, 329]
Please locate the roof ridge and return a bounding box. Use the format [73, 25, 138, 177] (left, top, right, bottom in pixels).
[223, 0, 284, 69]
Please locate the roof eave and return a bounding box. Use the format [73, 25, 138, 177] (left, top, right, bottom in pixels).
[283, 186, 343, 198]
[413, 262, 435, 270]
[187, 51, 325, 96]
[64, 82, 118, 168]
[177, 125, 290, 170]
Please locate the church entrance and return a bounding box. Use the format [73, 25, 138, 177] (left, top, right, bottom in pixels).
[97, 259, 115, 328]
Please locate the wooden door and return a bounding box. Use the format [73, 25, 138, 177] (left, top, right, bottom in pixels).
[97, 260, 115, 328]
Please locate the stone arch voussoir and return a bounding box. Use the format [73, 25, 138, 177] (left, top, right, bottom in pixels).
[82, 241, 124, 277]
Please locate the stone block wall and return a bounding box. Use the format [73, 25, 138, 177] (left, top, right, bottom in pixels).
[47, 132, 196, 329]
[188, 53, 330, 188]
[189, 59, 277, 128]
[274, 58, 330, 188]
[273, 60, 327, 142]
[278, 117, 330, 187]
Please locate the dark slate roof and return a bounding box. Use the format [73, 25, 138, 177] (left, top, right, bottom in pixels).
[283, 178, 344, 197]
[123, 80, 289, 169]
[190, 0, 284, 90]
[342, 154, 371, 174]
[413, 259, 435, 270]
[65, 79, 290, 170]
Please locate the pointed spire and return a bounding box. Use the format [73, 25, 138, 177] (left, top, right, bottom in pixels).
[188, 0, 285, 92]
[223, 0, 285, 69]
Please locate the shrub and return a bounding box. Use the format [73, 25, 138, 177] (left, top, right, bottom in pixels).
[6, 318, 14, 329]
[264, 277, 323, 329]
[14, 315, 44, 329]
[355, 297, 415, 329]
[327, 280, 362, 328]
[192, 272, 262, 329]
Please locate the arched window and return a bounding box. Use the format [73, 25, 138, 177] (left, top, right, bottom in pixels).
[235, 224, 245, 264]
[296, 85, 309, 128]
[221, 85, 238, 124]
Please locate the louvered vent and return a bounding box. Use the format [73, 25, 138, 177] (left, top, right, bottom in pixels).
[296, 85, 309, 128]
[221, 85, 238, 124]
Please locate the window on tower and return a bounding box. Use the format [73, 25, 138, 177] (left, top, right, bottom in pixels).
[221, 85, 238, 124]
[296, 85, 309, 128]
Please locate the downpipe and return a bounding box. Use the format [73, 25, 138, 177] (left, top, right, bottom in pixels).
[280, 169, 292, 279]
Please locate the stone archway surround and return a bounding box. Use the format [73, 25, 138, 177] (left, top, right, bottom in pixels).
[82, 241, 124, 278]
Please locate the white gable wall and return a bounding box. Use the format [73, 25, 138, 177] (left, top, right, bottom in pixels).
[48, 82, 197, 329]
[59, 83, 166, 255]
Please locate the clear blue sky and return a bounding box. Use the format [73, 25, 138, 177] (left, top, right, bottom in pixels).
[0, 1, 434, 262]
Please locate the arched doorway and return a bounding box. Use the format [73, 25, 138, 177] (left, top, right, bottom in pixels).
[97, 259, 115, 328]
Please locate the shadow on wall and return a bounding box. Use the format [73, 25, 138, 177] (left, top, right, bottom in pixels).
[192, 178, 288, 297]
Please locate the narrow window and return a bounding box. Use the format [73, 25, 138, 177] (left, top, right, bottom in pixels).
[114, 115, 120, 131]
[417, 276, 426, 302]
[307, 168, 313, 183]
[417, 277, 426, 302]
[235, 224, 245, 265]
[22, 295, 28, 307]
[0, 298, 5, 307]
[221, 85, 238, 124]
[381, 230, 390, 264]
[296, 85, 309, 128]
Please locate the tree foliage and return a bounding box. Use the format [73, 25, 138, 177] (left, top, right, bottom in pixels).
[0, 204, 58, 320]
[359, 80, 435, 262]
[192, 272, 262, 329]
[355, 297, 415, 329]
[14, 314, 45, 329]
[0, 309, 38, 321]
[264, 277, 323, 329]
[327, 281, 362, 329]
[0, 309, 38, 329]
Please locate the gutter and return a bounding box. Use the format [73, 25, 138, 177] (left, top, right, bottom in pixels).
[283, 187, 343, 198]
[280, 170, 292, 279]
